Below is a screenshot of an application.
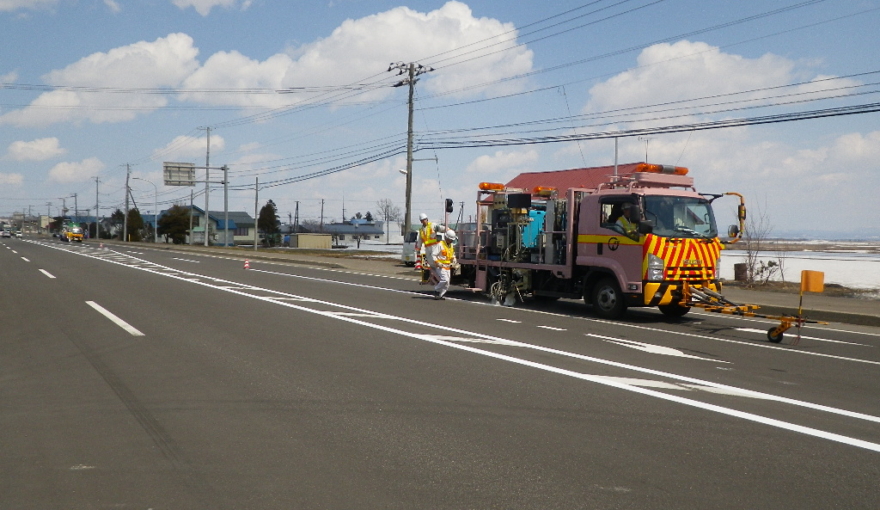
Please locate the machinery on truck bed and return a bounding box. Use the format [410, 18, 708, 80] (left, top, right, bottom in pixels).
[455, 163, 824, 343]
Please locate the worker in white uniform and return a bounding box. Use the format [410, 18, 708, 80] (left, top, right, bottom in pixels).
[415, 212, 446, 284]
[432, 229, 456, 300]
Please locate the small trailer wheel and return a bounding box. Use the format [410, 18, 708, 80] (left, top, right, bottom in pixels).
[767, 328, 784, 343]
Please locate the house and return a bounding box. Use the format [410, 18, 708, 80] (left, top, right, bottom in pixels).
[166, 206, 257, 246]
[321, 219, 386, 248]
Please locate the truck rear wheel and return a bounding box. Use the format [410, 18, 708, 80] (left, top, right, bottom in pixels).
[590, 277, 626, 319]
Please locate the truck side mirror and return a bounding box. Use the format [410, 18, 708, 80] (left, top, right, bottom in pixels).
[638, 220, 654, 234]
[728, 224, 740, 237]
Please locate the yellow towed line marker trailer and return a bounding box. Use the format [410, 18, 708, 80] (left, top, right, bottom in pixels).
[680, 271, 829, 344]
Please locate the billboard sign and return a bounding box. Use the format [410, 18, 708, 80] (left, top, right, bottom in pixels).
[163, 162, 196, 186]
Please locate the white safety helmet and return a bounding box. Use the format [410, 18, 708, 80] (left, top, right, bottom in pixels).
[444, 229, 457, 242]
[418, 213, 428, 221]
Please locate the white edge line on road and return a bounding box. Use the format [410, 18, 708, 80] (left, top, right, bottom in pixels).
[135, 268, 880, 451]
[86, 301, 145, 337]
[28, 240, 880, 453]
[249, 265, 880, 361]
[72, 244, 880, 422]
[735, 327, 865, 346]
[235, 290, 880, 454]
[39, 269, 56, 279]
[21, 257, 29, 262]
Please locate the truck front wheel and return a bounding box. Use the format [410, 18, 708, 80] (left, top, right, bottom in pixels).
[590, 277, 626, 319]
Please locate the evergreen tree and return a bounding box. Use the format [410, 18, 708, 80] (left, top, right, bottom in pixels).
[258, 200, 281, 246]
[158, 205, 191, 244]
[127, 209, 145, 242]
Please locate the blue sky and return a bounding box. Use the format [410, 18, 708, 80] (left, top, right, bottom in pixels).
[1, 0, 879, 238]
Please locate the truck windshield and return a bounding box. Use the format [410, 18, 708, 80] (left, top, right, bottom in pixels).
[644, 196, 717, 239]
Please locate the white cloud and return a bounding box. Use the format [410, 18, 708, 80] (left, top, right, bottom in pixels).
[588, 40, 795, 110]
[0, 173, 24, 185]
[48, 157, 104, 183]
[576, 39, 879, 233]
[171, 0, 249, 16]
[152, 134, 225, 161]
[0, 33, 199, 127]
[180, 51, 293, 107]
[2, 3, 533, 126]
[7, 137, 66, 161]
[181, 1, 533, 108]
[598, 128, 880, 233]
[1, 71, 18, 82]
[0, 0, 56, 12]
[104, 0, 120, 13]
[466, 149, 539, 175]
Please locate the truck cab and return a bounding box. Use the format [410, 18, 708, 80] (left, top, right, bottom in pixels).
[576, 169, 723, 317]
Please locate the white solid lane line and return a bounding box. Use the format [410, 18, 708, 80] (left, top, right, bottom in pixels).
[39, 269, 56, 279]
[734, 327, 866, 346]
[86, 301, 145, 337]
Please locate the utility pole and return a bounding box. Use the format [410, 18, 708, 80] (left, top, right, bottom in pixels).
[294, 202, 299, 233]
[201, 126, 211, 247]
[189, 190, 194, 245]
[388, 61, 433, 236]
[124, 164, 130, 242]
[320, 199, 324, 231]
[253, 177, 259, 252]
[223, 165, 229, 246]
[132, 177, 158, 243]
[73, 193, 78, 225]
[638, 136, 651, 163]
[95, 177, 100, 239]
[614, 137, 619, 177]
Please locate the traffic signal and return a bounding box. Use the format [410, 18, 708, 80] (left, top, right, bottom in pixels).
[445, 198, 453, 213]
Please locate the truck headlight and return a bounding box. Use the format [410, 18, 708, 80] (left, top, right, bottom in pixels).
[648, 254, 664, 282]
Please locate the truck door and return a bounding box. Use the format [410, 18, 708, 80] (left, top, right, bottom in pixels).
[597, 198, 644, 291]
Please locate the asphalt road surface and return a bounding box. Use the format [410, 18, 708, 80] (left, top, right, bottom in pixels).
[3, 238, 879, 509]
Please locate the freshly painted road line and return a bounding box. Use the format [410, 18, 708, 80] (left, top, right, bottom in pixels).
[39, 269, 56, 279]
[24, 240, 880, 452]
[735, 327, 866, 346]
[86, 301, 145, 337]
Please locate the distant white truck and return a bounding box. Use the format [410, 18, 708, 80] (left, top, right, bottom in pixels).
[401, 231, 418, 266]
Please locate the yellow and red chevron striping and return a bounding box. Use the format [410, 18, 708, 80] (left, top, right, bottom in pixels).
[643, 234, 722, 281]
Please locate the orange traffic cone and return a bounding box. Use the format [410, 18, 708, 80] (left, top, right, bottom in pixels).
[244, 259, 250, 269]
[415, 257, 422, 270]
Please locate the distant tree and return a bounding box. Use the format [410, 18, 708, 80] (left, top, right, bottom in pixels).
[299, 219, 320, 233]
[375, 198, 401, 244]
[742, 201, 785, 286]
[158, 205, 191, 244]
[110, 209, 125, 239]
[127, 209, 145, 242]
[258, 199, 281, 246]
[364, 211, 373, 222]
